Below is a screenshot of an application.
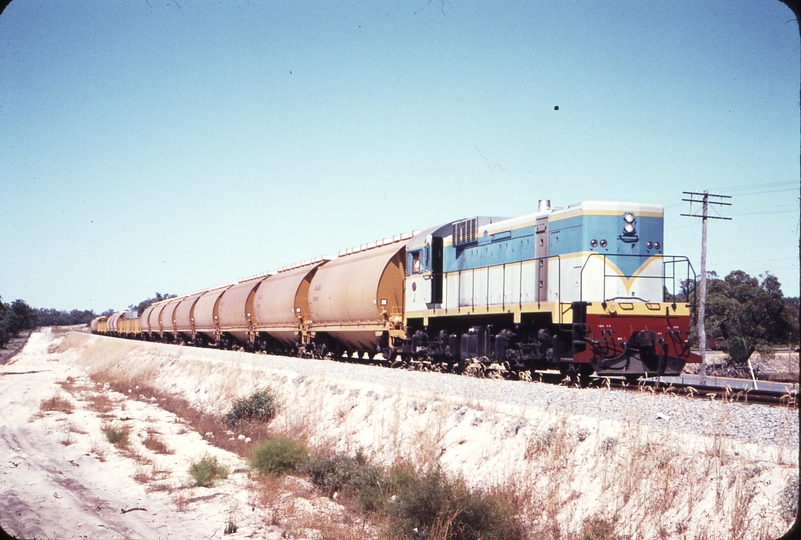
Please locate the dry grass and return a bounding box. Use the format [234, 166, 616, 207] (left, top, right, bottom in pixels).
[143, 430, 174, 454]
[68, 423, 89, 435]
[39, 394, 74, 414]
[172, 490, 189, 512]
[87, 394, 114, 414]
[91, 375, 273, 459]
[251, 474, 378, 540]
[146, 482, 173, 493]
[123, 446, 153, 466]
[58, 376, 91, 394]
[133, 467, 153, 484]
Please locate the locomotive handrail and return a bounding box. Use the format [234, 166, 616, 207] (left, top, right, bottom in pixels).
[662, 255, 697, 306]
[578, 253, 697, 305]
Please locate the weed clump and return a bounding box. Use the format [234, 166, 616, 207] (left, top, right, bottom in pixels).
[39, 395, 74, 414]
[300, 450, 386, 513]
[188, 454, 230, 487]
[579, 514, 623, 540]
[387, 464, 523, 540]
[300, 451, 521, 538]
[249, 436, 308, 474]
[143, 431, 174, 454]
[102, 423, 129, 445]
[222, 389, 277, 427]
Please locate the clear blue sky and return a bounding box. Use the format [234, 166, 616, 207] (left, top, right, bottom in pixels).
[1, 0, 798, 312]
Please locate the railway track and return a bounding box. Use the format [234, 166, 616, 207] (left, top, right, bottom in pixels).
[600, 376, 798, 407]
[327, 352, 798, 407]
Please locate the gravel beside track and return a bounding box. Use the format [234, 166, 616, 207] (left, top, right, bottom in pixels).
[247, 352, 798, 449]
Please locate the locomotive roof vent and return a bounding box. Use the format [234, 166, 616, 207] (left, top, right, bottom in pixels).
[538, 199, 551, 212]
[453, 217, 478, 246]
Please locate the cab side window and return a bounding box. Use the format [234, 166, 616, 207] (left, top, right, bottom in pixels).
[412, 251, 421, 274]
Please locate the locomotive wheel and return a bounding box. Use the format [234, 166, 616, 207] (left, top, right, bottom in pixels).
[561, 364, 593, 387]
[463, 360, 484, 377]
[517, 370, 534, 382]
[577, 365, 593, 387]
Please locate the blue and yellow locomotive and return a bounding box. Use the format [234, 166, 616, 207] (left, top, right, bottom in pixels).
[399, 200, 699, 380]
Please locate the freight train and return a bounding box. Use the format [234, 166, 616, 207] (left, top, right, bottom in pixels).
[92, 200, 701, 382]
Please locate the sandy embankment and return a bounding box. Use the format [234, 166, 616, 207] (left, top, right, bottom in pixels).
[1, 329, 798, 539]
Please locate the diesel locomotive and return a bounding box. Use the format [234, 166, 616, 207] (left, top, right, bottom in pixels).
[93, 200, 701, 382]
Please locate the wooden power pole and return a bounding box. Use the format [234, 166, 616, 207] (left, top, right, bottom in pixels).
[682, 191, 731, 385]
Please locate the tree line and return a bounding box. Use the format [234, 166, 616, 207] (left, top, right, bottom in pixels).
[0, 292, 175, 349]
[667, 270, 799, 363]
[0, 297, 39, 348]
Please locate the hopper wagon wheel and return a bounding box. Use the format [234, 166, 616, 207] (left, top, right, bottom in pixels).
[385, 347, 401, 366]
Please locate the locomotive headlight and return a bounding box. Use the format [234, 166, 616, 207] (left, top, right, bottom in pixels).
[623, 223, 635, 235]
[623, 212, 635, 224]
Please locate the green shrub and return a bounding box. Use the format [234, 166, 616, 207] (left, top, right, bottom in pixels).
[298, 451, 522, 537]
[387, 464, 522, 540]
[249, 436, 308, 474]
[222, 389, 277, 427]
[188, 454, 230, 487]
[102, 423, 129, 445]
[299, 450, 387, 513]
[726, 336, 751, 364]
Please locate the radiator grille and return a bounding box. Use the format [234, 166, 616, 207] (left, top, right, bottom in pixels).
[453, 218, 478, 246]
